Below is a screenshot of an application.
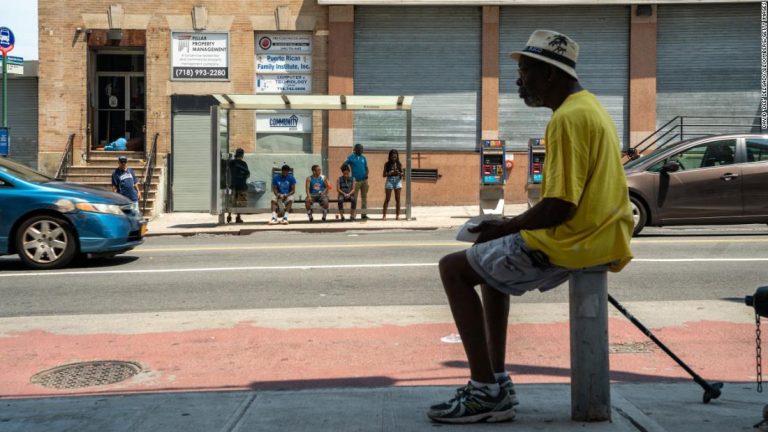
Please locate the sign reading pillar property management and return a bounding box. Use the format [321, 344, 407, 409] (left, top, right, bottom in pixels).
[171, 32, 229, 80]
[255, 33, 312, 94]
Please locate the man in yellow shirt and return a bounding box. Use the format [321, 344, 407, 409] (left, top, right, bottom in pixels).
[428, 30, 634, 424]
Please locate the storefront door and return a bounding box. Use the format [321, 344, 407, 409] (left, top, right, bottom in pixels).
[91, 51, 146, 151]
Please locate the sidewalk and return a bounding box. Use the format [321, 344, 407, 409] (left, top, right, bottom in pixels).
[143, 204, 530, 236]
[2, 382, 764, 431]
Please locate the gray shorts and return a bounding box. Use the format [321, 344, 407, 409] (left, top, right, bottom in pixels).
[466, 233, 571, 296]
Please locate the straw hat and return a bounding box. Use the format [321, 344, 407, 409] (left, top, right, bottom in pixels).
[510, 29, 579, 80]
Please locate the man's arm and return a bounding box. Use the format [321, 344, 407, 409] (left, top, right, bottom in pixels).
[470, 198, 576, 243]
[305, 176, 311, 197]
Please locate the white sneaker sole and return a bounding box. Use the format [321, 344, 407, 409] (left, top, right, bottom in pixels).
[428, 407, 516, 424]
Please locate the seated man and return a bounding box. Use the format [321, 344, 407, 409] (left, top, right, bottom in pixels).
[427, 30, 634, 424]
[270, 164, 296, 225]
[337, 164, 356, 222]
[305, 164, 330, 222]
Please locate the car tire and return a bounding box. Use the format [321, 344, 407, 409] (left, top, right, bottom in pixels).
[630, 196, 647, 237]
[15, 215, 77, 270]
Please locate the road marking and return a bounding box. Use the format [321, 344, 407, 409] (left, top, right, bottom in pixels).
[131, 237, 768, 253]
[0, 263, 440, 278]
[633, 258, 768, 262]
[2, 258, 768, 278]
[133, 242, 462, 253]
[633, 238, 768, 244]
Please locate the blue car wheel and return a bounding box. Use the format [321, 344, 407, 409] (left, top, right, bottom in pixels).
[15, 215, 77, 270]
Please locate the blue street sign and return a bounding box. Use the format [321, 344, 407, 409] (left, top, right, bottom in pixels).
[6, 55, 22, 65]
[0, 27, 14, 52]
[0, 127, 9, 156]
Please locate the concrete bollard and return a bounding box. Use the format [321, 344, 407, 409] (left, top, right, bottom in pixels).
[568, 267, 611, 422]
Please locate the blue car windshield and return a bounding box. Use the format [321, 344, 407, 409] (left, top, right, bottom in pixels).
[0, 158, 53, 183]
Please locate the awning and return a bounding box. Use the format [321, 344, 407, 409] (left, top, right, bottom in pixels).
[212, 94, 414, 111]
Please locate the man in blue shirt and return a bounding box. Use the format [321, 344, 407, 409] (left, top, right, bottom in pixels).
[344, 143, 369, 220]
[111, 155, 141, 214]
[270, 164, 296, 225]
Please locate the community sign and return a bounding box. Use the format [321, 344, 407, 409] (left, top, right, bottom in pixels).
[171, 32, 229, 80]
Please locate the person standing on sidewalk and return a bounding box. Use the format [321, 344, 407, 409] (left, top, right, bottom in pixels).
[344, 143, 369, 220]
[228, 148, 250, 224]
[111, 155, 141, 215]
[427, 30, 634, 424]
[381, 149, 403, 220]
[270, 164, 296, 225]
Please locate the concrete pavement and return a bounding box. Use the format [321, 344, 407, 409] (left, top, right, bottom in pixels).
[1, 383, 765, 431]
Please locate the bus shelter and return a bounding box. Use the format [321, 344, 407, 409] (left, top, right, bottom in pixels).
[209, 94, 414, 224]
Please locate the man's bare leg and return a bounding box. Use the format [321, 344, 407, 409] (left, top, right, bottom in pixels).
[481, 284, 510, 374]
[439, 251, 495, 384]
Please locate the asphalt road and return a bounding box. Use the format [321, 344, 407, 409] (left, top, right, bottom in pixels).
[1, 226, 767, 317]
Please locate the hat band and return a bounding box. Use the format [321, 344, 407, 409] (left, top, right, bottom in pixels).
[522, 46, 576, 68]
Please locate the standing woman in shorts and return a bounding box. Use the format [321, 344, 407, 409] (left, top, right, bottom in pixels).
[382, 149, 403, 220]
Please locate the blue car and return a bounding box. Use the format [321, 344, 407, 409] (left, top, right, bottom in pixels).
[0, 157, 146, 269]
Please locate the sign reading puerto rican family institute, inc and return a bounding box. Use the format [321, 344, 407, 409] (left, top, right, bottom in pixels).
[256, 112, 312, 133]
[171, 32, 228, 80]
[255, 33, 312, 94]
[256, 54, 311, 74]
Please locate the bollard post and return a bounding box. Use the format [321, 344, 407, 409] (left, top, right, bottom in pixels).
[569, 267, 611, 422]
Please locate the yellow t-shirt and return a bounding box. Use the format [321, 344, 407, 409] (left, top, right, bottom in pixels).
[520, 90, 634, 272]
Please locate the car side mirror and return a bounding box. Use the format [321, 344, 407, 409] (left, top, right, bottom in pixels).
[661, 161, 680, 173]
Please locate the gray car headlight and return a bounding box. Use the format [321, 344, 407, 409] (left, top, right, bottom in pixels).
[75, 202, 124, 216]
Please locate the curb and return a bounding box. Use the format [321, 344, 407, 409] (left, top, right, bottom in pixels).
[144, 225, 446, 237]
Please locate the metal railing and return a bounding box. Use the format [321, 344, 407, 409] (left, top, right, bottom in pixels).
[55, 134, 76, 180]
[625, 116, 762, 162]
[141, 133, 159, 216]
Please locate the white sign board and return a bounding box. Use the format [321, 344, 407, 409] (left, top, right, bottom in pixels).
[256, 112, 313, 133]
[171, 32, 228, 80]
[256, 74, 312, 94]
[256, 33, 312, 54]
[0, 62, 22, 75]
[256, 54, 311, 74]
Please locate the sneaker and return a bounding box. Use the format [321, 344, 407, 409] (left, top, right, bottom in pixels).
[361, 215, 369, 220]
[280, 218, 289, 225]
[226, 215, 232, 224]
[268, 218, 278, 225]
[308, 214, 314, 223]
[434, 377, 519, 409]
[427, 382, 516, 424]
[498, 375, 520, 406]
[235, 216, 244, 224]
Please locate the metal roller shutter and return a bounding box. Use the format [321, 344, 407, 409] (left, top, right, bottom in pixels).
[0, 78, 39, 168]
[172, 112, 211, 212]
[354, 6, 481, 151]
[499, 6, 629, 150]
[657, 4, 761, 133]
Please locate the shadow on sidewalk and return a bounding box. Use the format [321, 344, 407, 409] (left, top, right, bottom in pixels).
[442, 360, 712, 384]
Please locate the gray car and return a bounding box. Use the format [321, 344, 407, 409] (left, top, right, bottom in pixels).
[624, 134, 768, 235]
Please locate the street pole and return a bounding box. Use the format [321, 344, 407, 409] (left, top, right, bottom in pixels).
[2, 52, 7, 127]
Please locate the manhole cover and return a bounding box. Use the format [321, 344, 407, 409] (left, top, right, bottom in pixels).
[609, 342, 653, 354]
[30, 361, 142, 389]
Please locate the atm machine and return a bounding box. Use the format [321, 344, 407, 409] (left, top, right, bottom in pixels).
[479, 139, 506, 215]
[526, 138, 546, 208]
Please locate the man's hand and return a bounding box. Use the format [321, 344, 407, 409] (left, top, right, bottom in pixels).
[468, 219, 519, 244]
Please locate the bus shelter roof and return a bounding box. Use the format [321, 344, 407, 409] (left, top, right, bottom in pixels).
[212, 94, 414, 111]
